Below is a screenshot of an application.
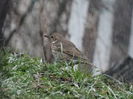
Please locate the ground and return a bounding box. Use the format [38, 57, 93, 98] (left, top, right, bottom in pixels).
[0, 48, 133, 99]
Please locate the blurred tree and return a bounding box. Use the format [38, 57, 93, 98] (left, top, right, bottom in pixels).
[110, 0, 133, 66]
[83, 0, 100, 61]
[0, 0, 10, 48]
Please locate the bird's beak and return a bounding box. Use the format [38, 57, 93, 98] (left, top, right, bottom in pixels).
[44, 34, 49, 38]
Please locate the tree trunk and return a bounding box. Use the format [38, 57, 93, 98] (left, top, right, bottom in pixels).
[68, 0, 90, 51]
[93, 0, 115, 72]
[128, 10, 133, 58]
[0, 0, 10, 48]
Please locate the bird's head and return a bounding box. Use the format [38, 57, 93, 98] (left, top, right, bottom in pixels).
[44, 33, 64, 44]
[50, 33, 64, 41]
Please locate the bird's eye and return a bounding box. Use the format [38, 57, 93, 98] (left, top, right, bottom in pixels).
[51, 36, 54, 38]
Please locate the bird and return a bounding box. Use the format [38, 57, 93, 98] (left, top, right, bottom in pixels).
[44, 33, 82, 61]
[44, 32, 93, 72]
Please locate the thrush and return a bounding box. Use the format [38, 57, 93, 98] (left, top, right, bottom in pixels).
[44, 32, 94, 72]
[44, 33, 82, 60]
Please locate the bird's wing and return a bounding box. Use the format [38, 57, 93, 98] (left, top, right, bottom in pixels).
[61, 40, 82, 58]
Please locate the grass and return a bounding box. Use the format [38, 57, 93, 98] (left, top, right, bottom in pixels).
[0, 48, 133, 99]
